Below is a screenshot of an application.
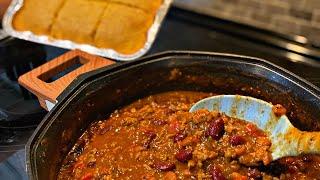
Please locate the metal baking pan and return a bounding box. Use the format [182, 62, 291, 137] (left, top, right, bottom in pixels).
[3, 0, 172, 61]
[25, 51, 320, 179]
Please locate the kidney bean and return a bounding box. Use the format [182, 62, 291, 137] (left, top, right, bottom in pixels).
[173, 133, 186, 142]
[175, 149, 192, 163]
[247, 168, 262, 179]
[209, 166, 226, 180]
[206, 118, 225, 140]
[143, 131, 157, 149]
[151, 162, 176, 171]
[230, 135, 246, 146]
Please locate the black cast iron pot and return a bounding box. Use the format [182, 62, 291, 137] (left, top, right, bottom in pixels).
[26, 51, 320, 180]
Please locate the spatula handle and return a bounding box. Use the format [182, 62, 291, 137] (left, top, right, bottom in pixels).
[296, 131, 320, 155]
[18, 50, 114, 111]
[272, 126, 320, 160]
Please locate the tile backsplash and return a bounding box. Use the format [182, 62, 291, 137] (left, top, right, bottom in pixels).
[174, 0, 320, 45]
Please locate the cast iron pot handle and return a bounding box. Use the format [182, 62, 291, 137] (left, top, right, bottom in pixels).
[18, 49, 115, 111]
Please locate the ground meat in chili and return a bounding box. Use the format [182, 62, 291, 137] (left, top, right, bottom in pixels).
[58, 91, 320, 180]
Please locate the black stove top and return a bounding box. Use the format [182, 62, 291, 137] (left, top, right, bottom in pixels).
[0, 6, 319, 180]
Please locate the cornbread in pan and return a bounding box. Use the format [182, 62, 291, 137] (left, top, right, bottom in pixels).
[94, 3, 154, 54]
[51, 0, 109, 44]
[12, 0, 164, 55]
[13, 0, 64, 34]
[111, 0, 162, 12]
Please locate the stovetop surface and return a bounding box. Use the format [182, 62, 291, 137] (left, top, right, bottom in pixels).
[0, 6, 319, 180]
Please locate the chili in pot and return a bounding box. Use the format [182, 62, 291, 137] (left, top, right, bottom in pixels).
[58, 91, 320, 179]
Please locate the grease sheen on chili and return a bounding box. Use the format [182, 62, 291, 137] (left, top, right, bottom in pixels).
[58, 91, 320, 180]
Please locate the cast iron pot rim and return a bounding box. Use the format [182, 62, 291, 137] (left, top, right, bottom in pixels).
[25, 50, 320, 180]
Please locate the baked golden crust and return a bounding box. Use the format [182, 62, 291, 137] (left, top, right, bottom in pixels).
[51, 0, 109, 44]
[13, 0, 163, 55]
[13, 0, 65, 34]
[94, 3, 154, 54]
[111, 0, 163, 12]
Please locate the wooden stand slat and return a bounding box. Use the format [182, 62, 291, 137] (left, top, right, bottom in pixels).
[18, 50, 114, 111]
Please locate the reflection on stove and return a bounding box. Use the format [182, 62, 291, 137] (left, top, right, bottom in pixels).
[0, 150, 27, 180]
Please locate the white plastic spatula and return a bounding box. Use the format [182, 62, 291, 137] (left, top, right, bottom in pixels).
[190, 95, 320, 160]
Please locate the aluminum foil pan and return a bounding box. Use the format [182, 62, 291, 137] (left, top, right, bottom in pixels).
[0, 29, 9, 40]
[2, 0, 172, 61]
